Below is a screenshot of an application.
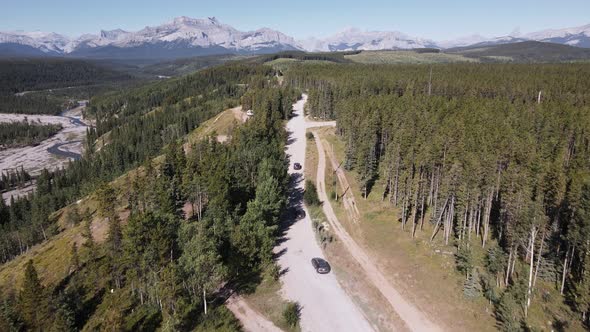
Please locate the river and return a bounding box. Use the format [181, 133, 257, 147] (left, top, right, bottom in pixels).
[1, 101, 89, 203]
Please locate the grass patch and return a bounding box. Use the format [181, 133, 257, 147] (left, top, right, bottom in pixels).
[187, 107, 243, 144]
[243, 277, 300, 332]
[345, 50, 478, 64]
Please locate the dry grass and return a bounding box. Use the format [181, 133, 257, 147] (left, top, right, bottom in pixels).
[187, 106, 244, 145]
[314, 127, 498, 331]
[0, 172, 135, 293]
[243, 278, 300, 332]
[317, 126, 586, 330]
[345, 50, 478, 64]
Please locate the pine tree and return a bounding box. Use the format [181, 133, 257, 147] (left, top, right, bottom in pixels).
[456, 246, 474, 279]
[496, 289, 524, 332]
[0, 294, 23, 332]
[69, 243, 79, 274]
[18, 260, 46, 330]
[64, 205, 81, 226]
[463, 269, 482, 299]
[81, 220, 95, 252]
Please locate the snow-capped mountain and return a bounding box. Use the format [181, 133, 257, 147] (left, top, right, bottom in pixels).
[0, 31, 70, 54]
[0, 16, 302, 59]
[523, 24, 590, 48]
[440, 24, 590, 49]
[1, 18, 589, 59]
[303, 28, 437, 52]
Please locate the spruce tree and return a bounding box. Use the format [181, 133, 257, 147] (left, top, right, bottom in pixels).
[18, 260, 46, 330]
[69, 243, 79, 274]
[463, 269, 482, 299]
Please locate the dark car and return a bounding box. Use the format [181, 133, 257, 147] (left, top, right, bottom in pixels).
[311, 257, 331, 274]
[293, 162, 302, 170]
[296, 209, 306, 219]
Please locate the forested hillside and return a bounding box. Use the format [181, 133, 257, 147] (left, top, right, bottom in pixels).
[287, 62, 590, 329]
[0, 60, 300, 330]
[0, 58, 134, 114]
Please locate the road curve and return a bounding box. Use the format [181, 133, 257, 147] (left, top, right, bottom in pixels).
[312, 131, 442, 332]
[275, 94, 375, 332]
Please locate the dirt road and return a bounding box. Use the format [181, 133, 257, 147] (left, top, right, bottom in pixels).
[275, 95, 375, 332]
[225, 295, 283, 332]
[312, 131, 442, 332]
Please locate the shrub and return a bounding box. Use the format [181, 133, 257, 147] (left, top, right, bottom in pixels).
[304, 180, 321, 206]
[306, 132, 314, 140]
[283, 301, 301, 327]
[329, 190, 337, 200]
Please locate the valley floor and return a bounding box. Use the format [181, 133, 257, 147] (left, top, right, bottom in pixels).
[0, 103, 89, 203]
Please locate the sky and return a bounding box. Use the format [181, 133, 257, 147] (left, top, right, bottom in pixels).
[1, 0, 589, 40]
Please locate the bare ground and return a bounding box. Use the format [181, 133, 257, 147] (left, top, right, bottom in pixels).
[225, 295, 283, 332]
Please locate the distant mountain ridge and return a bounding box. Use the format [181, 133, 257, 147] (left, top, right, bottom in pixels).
[1, 17, 589, 59]
[0, 16, 301, 59]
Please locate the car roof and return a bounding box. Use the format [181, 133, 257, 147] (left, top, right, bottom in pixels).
[312, 257, 328, 264]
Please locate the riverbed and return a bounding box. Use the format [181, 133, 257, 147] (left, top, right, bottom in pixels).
[0, 102, 89, 203]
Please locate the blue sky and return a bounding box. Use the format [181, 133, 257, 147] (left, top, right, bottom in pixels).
[1, 0, 589, 40]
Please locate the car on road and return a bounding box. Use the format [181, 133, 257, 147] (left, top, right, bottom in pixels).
[311, 257, 331, 274]
[296, 209, 306, 219]
[293, 162, 302, 170]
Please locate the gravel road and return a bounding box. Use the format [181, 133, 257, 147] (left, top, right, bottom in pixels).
[275, 94, 375, 332]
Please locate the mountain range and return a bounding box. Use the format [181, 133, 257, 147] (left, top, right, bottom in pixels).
[1, 16, 589, 59]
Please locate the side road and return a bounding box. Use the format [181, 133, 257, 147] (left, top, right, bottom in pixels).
[312, 131, 443, 332]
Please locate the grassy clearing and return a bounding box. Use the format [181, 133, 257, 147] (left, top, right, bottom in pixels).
[345, 50, 478, 64]
[187, 106, 244, 145]
[314, 127, 497, 331]
[266, 58, 338, 72]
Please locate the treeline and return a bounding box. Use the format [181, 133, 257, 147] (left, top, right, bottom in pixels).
[0, 81, 295, 330]
[0, 64, 274, 265]
[0, 93, 64, 115]
[0, 58, 135, 115]
[0, 120, 62, 149]
[0, 167, 31, 192]
[287, 63, 590, 329]
[0, 58, 133, 94]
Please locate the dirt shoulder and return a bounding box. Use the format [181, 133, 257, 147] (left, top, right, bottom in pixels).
[226, 294, 284, 332]
[312, 130, 442, 332]
[315, 127, 497, 332]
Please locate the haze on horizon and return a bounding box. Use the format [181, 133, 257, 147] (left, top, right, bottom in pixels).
[1, 0, 589, 41]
